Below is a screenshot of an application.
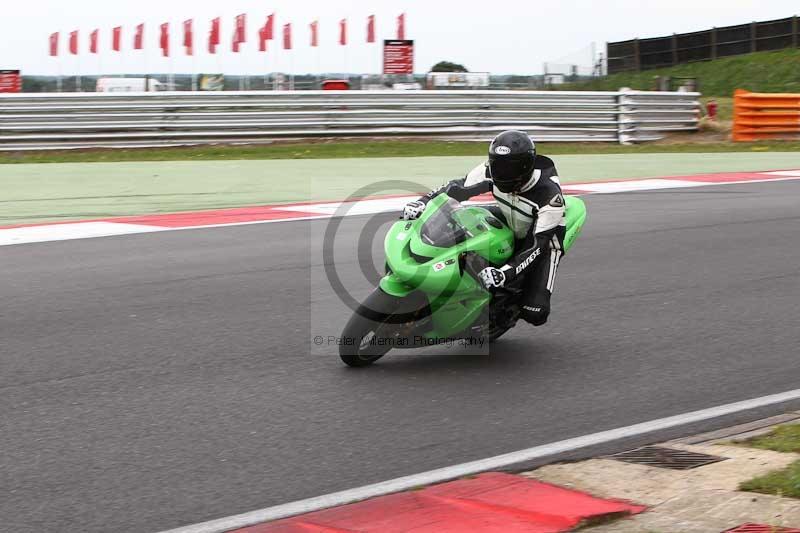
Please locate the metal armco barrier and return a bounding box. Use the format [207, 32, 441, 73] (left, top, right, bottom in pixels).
[0, 90, 700, 150]
[733, 89, 800, 142]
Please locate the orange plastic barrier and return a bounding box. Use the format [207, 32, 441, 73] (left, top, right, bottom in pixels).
[733, 89, 800, 142]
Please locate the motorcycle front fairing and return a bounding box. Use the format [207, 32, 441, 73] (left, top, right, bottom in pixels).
[380, 194, 515, 340]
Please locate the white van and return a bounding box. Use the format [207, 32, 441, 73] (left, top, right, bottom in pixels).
[95, 78, 166, 92]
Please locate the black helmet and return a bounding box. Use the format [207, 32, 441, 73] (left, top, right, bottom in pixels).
[488, 130, 536, 193]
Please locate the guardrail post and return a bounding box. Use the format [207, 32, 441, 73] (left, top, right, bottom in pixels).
[617, 88, 634, 145]
[750, 22, 757, 53]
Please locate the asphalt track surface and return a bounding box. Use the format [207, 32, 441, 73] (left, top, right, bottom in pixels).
[3, 180, 800, 532]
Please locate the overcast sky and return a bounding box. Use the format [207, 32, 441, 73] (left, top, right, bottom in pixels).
[3, 0, 798, 76]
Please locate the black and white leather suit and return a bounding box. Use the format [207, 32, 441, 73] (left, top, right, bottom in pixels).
[419, 155, 566, 325]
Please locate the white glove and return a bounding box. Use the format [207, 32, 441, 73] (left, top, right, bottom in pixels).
[478, 267, 506, 289]
[402, 200, 427, 220]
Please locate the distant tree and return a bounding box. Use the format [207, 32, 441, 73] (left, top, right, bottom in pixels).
[430, 61, 468, 72]
[22, 77, 49, 93]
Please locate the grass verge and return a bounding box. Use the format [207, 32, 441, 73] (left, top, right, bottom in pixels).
[561, 48, 800, 96]
[3, 139, 800, 164]
[4, 150, 800, 226]
[738, 424, 800, 499]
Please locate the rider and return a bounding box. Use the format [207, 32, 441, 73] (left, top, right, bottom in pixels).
[402, 130, 566, 326]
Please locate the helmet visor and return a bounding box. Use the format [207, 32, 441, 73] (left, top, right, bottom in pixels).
[489, 156, 524, 181]
[489, 155, 533, 192]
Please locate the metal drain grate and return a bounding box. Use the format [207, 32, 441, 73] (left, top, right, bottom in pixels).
[724, 524, 800, 533]
[607, 446, 727, 470]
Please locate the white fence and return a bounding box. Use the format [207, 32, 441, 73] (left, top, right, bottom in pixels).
[0, 90, 700, 150]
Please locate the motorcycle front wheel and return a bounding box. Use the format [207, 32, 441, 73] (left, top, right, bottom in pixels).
[487, 324, 512, 342]
[339, 288, 428, 367]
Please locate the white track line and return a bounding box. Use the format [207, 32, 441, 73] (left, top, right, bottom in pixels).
[0, 215, 335, 247]
[5, 174, 800, 248]
[160, 388, 800, 533]
[0, 221, 165, 246]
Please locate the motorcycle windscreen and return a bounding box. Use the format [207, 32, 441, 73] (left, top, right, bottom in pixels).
[419, 198, 473, 248]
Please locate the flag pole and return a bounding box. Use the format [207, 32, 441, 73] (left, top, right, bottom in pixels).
[52, 33, 63, 92]
[164, 23, 173, 90]
[316, 23, 321, 88]
[264, 18, 275, 91]
[277, 30, 281, 90]
[290, 46, 294, 91]
[115, 28, 123, 78]
[265, 31, 270, 91]
[316, 47, 321, 88]
[238, 40, 243, 91]
[312, 19, 321, 88]
[240, 32, 245, 91]
[168, 25, 172, 90]
[188, 20, 197, 91]
[56, 53, 63, 92]
[216, 34, 222, 84]
[239, 48, 245, 91]
[341, 20, 346, 80]
[274, 46, 279, 90]
[144, 31, 149, 89]
[191, 27, 197, 92]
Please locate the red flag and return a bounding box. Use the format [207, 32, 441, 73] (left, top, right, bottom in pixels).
[234, 13, 246, 44]
[209, 17, 220, 53]
[310, 20, 318, 47]
[90, 29, 99, 54]
[49, 32, 59, 57]
[258, 20, 269, 52]
[232, 33, 240, 53]
[283, 23, 292, 50]
[160, 23, 170, 57]
[69, 30, 79, 55]
[397, 13, 406, 40]
[183, 19, 193, 55]
[134, 24, 144, 50]
[265, 13, 275, 40]
[339, 19, 347, 46]
[112, 26, 122, 51]
[366, 15, 375, 43]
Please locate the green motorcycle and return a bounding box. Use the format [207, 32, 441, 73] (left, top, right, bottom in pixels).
[339, 193, 586, 367]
